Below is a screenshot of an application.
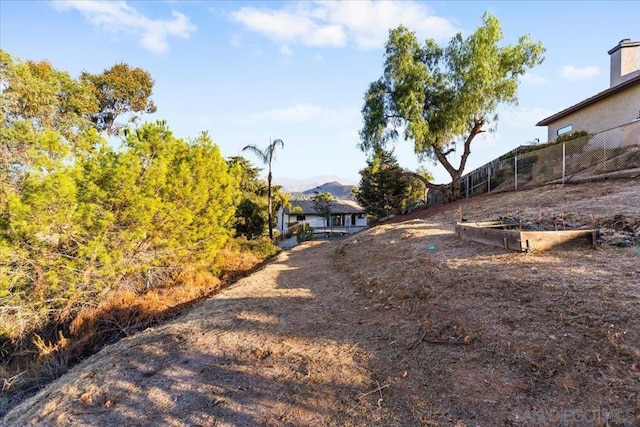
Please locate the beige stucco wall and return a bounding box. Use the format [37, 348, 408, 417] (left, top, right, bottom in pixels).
[610, 44, 640, 87]
[546, 84, 640, 142]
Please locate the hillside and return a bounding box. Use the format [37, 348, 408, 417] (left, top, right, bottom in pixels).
[291, 181, 357, 200]
[3, 178, 640, 426]
[274, 176, 357, 194]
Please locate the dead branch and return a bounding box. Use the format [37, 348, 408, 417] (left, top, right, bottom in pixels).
[409, 331, 470, 350]
[358, 383, 389, 400]
[408, 331, 427, 350]
[423, 338, 469, 346]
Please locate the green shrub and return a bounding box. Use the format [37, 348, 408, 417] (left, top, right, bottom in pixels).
[296, 223, 314, 243]
[237, 236, 279, 258]
[555, 130, 590, 144]
[498, 130, 592, 161]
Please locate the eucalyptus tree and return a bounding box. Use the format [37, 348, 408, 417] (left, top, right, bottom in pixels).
[360, 13, 544, 202]
[242, 139, 284, 240]
[81, 63, 157, 136]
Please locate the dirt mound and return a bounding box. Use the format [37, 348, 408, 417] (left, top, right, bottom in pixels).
[3, 179, 640, 426]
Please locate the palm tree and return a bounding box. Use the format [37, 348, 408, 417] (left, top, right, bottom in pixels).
[242, 139, 284, 240]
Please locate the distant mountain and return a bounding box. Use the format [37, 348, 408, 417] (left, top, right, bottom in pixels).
[274, 176, 358, 193]
[296, 181, 357, 200]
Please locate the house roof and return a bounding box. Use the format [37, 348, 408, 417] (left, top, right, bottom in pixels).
[536, 73, 640, 126]
[286, 199, 365, 215]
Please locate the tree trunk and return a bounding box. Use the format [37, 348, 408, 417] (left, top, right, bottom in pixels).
[410, 119, 485, 203]
[267, 171, 273, 240]
[403, 171, 463, 203]
[447, 171, 462, 203]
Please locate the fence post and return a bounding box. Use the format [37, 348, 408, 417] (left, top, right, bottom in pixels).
[466, 175, 469, 198]
[514, 155, 518, 191]
[602, 135, 607, 172]
[562, 142, 566, 184]
[487, 167, 491, 193]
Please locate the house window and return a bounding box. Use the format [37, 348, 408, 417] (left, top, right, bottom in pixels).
[330, 215, 344, 227]
[357, 214, 365, 219]
[296, 215, 306, 221]
[557, 124, 573, 136]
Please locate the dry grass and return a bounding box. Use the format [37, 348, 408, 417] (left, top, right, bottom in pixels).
[0, 249, 267, 418]
[3, 178, 640, 426]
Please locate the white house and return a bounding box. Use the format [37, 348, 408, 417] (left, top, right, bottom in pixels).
[276, 199, 368, 236]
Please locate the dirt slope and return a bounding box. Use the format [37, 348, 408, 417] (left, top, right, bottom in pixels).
[3, 179, 640, 426]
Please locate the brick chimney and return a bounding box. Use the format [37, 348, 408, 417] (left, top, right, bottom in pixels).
[608, 39, 640, 87]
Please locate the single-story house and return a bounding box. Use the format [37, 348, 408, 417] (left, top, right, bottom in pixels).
[537, 39, 640, 141]
[276, 199, 368, 236]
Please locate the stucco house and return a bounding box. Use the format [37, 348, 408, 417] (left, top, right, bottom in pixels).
[276, 199, 368, 236]
[536, 39, 640, 141]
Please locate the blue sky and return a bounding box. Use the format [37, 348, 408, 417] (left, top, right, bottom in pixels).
[2, 1, 639, 186]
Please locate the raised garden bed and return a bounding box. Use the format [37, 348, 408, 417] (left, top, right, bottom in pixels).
[455, 221, 598, 252]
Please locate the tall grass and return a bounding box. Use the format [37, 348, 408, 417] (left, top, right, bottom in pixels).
[0, 243, 276, 417]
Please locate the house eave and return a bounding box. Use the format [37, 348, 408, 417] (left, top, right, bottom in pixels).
[536, 74, 640, 126]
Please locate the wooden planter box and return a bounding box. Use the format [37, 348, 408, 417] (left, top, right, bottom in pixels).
[455, 221, 598, 252]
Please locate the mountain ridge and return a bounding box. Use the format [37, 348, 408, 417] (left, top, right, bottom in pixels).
[274, 176, 358, 193]
[299, 181, 357, 200]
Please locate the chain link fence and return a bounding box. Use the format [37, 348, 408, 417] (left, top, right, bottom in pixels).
[458, 120, 640, 198]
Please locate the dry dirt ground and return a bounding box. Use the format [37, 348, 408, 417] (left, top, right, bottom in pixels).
[3, 179, 640, 426]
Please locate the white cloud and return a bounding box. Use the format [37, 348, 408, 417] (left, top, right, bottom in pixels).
[560, 65, 600, 80]
[280, 45, 293, 56]
[238, 103, 358, 125]
[230, 1, 458, 52]
[319, 1, 458, 49]
[521, 73, 548, 85]
[230, 7, 346, 48]
[53, 1, 196, 53]
[501, 107, 556, 130]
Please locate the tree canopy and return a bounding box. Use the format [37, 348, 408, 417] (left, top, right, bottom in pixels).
[311, 192, 334, 228]
[0, 50, 256, 347]
[1, 50, 96, 202]
[359, 13, 544, 201]
[228, 156, 269, 239]
[81, 63, 157, 136]
[356, 148, 428, 219]
[0, 50, 286, 404]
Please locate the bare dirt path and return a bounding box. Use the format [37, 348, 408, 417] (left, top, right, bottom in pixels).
[3, 241, 383, 426]
[4, 179, 640, 426]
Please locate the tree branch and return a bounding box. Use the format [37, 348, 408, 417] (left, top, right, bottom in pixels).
[402, 172, 446, 192]
[441, 147, 455, 157]
[457, 118, 485, 174]
[432, 146, 457, 177]
[384, 114, 405, 120]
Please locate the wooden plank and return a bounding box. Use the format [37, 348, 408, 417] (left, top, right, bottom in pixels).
[520, 229, 597, 251]
[466, 221, 505, 228]
[456, 223, 597, 252]
[455, 224, 523, 251]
